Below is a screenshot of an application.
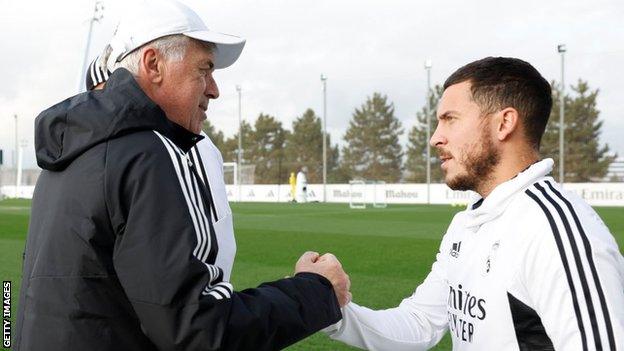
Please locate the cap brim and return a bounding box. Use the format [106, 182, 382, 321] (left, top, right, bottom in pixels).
[184, 31, 245, 69]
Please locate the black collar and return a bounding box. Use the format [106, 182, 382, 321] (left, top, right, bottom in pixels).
[166, 122, 204, 152]
[471, 198, 484, 210]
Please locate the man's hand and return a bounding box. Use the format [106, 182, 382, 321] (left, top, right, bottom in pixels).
[295, 251, 351, 306]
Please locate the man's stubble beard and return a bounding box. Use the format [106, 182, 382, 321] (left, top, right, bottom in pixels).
[445, 129, 501, 192]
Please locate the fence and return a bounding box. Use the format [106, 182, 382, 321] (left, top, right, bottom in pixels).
[221, 183, 624, 207]
[3, 168, 623, 207]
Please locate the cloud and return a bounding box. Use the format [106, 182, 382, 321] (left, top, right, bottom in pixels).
[1, 0, 623, 168]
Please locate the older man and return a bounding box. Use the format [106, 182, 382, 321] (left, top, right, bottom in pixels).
[85, 41, 239, 282]
[324, 57, 624, 350]
[15, 1, 349, 350]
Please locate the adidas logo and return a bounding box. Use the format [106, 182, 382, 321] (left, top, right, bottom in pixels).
[450, 241, 462, 258]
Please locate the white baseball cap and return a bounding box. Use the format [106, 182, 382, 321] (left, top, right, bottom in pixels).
[108, 0, 245, 70]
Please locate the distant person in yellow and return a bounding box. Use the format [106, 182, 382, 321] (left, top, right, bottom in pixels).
[289, 172, 297, 202]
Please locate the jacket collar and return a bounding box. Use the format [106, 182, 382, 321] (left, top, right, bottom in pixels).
[463, 158, 554, 229]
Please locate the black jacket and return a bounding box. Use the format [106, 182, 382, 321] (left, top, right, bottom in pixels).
[15, 69, 341, 350]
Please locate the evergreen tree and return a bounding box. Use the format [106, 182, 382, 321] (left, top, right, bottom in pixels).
[247, 113, 288, 184]
[405, 85, 444, 183]
[284, 108, 340, 183]
[201, 120, 225, 152]
[220, 120, 253, 163]
[342, 93, 404, 182]
[327, 145, 348, 183]
[541, 80, 616, 182]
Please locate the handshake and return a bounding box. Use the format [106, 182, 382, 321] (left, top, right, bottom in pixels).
[295, 251, 351, 306]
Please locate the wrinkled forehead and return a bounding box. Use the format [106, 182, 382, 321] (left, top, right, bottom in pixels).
[185, 39, 216, 66]
[193, 39, 217, 55]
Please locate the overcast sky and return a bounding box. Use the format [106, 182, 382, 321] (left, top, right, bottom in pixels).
[1, 0, 623, 169]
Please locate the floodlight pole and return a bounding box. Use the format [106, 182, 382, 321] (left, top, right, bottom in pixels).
[558, 44, 566, 185]
[14, 115, 19, 193]
[17, 139, 28, 193]
[236, 85, 242, 202]
[14, 114, 18, 169]
[424, 60, 432, 204]
[321, 74, 327, 202]
[78, 1, 104, 93]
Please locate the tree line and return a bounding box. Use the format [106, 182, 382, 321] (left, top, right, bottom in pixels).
[204, 80, 616, 184]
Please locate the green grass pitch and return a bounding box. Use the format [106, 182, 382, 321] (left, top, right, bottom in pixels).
[1, 199, 622, 350]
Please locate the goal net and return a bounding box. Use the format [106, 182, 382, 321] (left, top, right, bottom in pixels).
[349, 180, 387, 209]
[349, 180, 366, 209]
[372, 181, 387, 208]
[223, 163, 255, 185]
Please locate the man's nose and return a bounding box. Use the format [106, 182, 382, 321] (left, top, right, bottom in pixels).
[429, 125, 445, 147]
[206, 74, 219, 99]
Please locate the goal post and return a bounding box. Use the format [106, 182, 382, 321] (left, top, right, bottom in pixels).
[223, 162, 238, 185]
[349, 179, 387, 209]
[223, 163, 256, 186]
[372, 180, 387, 208]
[349, 180, 366, 209]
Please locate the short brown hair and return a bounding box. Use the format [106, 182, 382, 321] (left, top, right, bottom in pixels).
[444, 57, 552, 149]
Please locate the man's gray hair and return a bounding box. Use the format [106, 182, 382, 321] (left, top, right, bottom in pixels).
[114, 34, 215, 75]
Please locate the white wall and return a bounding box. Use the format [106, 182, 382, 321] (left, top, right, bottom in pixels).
[1, 185, 35, 199]
[3, 183, 624, 207]
[224, 183, 624, 207]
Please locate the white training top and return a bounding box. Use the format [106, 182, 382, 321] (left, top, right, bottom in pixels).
[295, 171, 308, 203]
[189, 132, 236, 282]
[325, 159, 624, 350]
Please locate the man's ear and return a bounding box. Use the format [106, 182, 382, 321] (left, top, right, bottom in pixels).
[496, 107, 520, 141]
[139, 47, 164, 84]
